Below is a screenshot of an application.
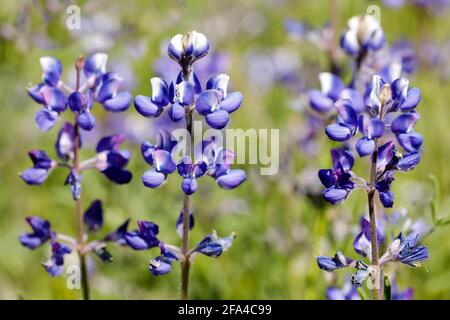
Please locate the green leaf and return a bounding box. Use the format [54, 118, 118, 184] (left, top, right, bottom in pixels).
[357, 287, 369, 300]
[384, 275, 391, 300]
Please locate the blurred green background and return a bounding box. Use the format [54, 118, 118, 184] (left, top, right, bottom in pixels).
[0, 0, 449, 299]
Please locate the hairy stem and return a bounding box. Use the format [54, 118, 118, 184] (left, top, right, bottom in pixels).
[180, 61, 193, 300]
[368, 144, 381, 300]
[74, 56, 90, 300]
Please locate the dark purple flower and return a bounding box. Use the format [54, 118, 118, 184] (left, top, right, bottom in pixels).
[83, 200, 103, 232]
[42, 241, 72, 277]
[353, 218, 384, 258]
[20, 150, 56, 185]
[95, 134, 132, 184]
[149, 244, 179, 276]
[195, 231, 235, 258]
[176, 208, 194, 236]
[19, 216, 53, 249]
[104, 218, 130, 245]
[124, 220, 160, 250]
[317, 251, 354, 271]
[55, 122, 77, 161]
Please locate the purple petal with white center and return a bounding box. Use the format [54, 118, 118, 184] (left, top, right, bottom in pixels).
[400, 87, 421, 112]
[141, 142, 155, 165]
[103, 91, 132, 112]
[20, 168, 49, 185]
[134, 95, 163, 117]
[55, 122, 76, 161]
[153, 149, 176, 174]
[391, 112, 419, 134]
[367, 118, 384, 139]
[397, 132, 423, 153]
[167, 34, 183, 61]
[367, 75, 384, 112]
[377, 141, 395, 172]
[83, 200, 103, 232]
[340, 30, 360, 56]
[319, 73, 345, 100]
[176, 81, 195, 106]
[196, 89, 222, 115]
[40, 57, 62, 86]
[96, 74, 121, 103]
[150, 77, 169, 106]
[168, 103, 185, 122]
[325, 124, 352, 141]
[322, 187, 349, 204]
[191, 31, 209, 59]
[35, 109, 59, 131]
[181, 177, 198, 195]
[391, 77, 409, 102]
[149, 256, 173, 276]
[40, 86, 67, 112]
[206, 74, 230, 96]
[309, 90, 335, 113]
[356, 137, 376, 157]
[397, 152, 421, 172]
[77, 111, 95, 131]
[206, 109, 230, 129]
[318, 169, 336, 188]
[216, 169, 246, 189]
[83, 53, 108, 78]
[142, 170, 166, 188]
[219, 92, 243, 113]
[335, 99, 358, 128]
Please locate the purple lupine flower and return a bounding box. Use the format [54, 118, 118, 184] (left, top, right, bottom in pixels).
[326, 278, 360, 300]
[177, 157, 207, 195]
[55, 122, 78, 161]
[83, 200, 103, 232]
[149, 244, 179, 276]
[195, 231, 236, 258]
[65, 169, 82, 200]
[318, 149, 355, 204]
[20, 150, 57, 185]
[19, 216, 53, 249]
[167, 31, 209, 66]
[124, 220, 160, 250]
[317, 251, 355, 271]
[94, 134, 132, 184]
[27, 53, 131, 132]
[42, 240, 72, 276]
[195, 74, 243, 129]
[341, 15, 385, 57]
[353, 218, 385, 258]
[379, 233, 429, 267]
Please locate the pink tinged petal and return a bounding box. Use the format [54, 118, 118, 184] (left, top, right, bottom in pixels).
[35, 109, 59, 131]
[196, 89, 222, 115]
[168, 34, 183, 61]
[205, 109, 230, 129]
[391, 112, 419, 134]
[219, 92, 243, 113]
[168, 103, 185, 122]
[397, 132, 423, 153]
[153, 150, 176, 174]
[325, 124, 352, 141]
[309, 90, 334, 113]
[400, 88, 421, 111]
[40, 86, 67, 112]
[103, 91, 132, 112]
[367, 118, 384, 139]
[20, 168, 49, 185]
[150, 77, 169, 106]
[319, 72, 345, 100]
[77, 111, 95, 131]
[356, 137, 376, 157]
[206, 73, 230, 96]
[40, 57, 62, 86]
[216, 169, 246, 189]
[335, 99, 358, 128]
[191, 31, 209, 59]
[142, 170, 166, 188]
[134, 95, 162, 117]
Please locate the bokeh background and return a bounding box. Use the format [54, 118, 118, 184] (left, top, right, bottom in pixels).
[1, 0, 449, 299]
